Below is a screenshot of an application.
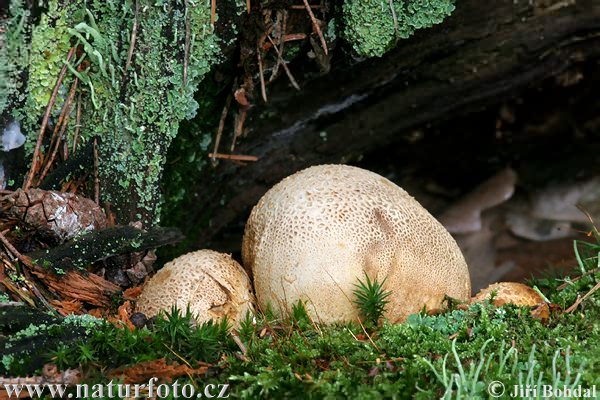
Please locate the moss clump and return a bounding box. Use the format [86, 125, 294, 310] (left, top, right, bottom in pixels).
[6, 259, 599, 398]
[1, 0, 30, 117]
[19, 0, 74, 134]
[67, 1, 220, 226]
[9, 0, 221, 226]
[342, 0, 456, 58]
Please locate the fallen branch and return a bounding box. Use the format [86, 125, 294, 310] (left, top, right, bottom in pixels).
[302, 0, 327, 56]
[207, 153, 258, 162]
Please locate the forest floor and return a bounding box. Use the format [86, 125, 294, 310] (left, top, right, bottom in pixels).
[2, 237, 599, 399]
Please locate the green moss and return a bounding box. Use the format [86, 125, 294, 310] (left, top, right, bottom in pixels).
[23, 1, 74, 123]
[342, 0, 455, 57]
[10, 1, 221, 226]
[12, 323, 43, 339]
[235, 0, 247, 15]
[2, 355, 15, 372]
[61, 1, 221, 226]
[1, 0, 30, 116]
[11, 240, 599, 397]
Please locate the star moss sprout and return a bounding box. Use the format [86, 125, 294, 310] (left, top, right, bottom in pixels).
[353, 273, 392, 328]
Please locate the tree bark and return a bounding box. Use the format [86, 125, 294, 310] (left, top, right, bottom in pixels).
[189, 0, 600, 246]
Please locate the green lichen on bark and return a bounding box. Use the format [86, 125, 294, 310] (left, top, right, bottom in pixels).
[342, 0, 456, 58]
[0, 0, 30, 117]
[11, 0, 221, 226]
[19, 1, 74, 132]
[71, 0, 220, 225]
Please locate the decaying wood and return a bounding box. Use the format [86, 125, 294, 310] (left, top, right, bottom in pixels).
[25, 225, 183, 271]
[0, 304, 92, 375]
[2, 189, 107, 243]
[189, 0, 600, 247]
[30, 269, 120, 307]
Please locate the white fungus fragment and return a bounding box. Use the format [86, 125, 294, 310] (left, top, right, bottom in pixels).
[1, 121, 26, 152]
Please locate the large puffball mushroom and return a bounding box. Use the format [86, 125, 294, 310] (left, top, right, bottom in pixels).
[136, 250, 254, 325]
[242, 164, 471, 323]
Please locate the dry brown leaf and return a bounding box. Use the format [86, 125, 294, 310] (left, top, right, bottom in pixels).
[50, 299, 83, 316]
[123, 286, 143, 300]
[87, 308, 104, 319]
[108, 358, 210, 384]
[108, 300, 135, 331]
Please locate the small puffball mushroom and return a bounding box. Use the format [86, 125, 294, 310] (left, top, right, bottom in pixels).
[136, 250, 254, 325]
[242, 164, 471, 323]
[471, 282, 545, 307]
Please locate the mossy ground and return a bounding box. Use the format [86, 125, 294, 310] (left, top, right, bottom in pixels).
[3, 239, 600, 399]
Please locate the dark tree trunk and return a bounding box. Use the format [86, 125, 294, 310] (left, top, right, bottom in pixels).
[188, 0, 600, 248]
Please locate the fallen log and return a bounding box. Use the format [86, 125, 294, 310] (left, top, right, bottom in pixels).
[186, 0, 600, 247]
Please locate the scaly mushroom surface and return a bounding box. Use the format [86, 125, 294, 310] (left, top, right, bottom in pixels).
[471, 282, 545, 307]
[136, 250, 254, 325]
[243, 164, 471, 323]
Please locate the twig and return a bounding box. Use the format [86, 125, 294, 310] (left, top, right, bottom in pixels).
[183, 0, 191, 86]
[290, 4, 324, 9]
[302, 0, 327, 55]
[38, 77, 79, 185]
[0, 231, 57, 313]
[22, 268, 59, 316]
[358, 318, 380, 352]
[557, 267, 600, 290]
[62, 138, 69, 161]
[207, 153, 258, 162]
[265, 33, 307, 51]
[267, 35, 300, 90]
[163, 343, 193, 368]
[124, 0, 139, 74]
[576, 204, 600, 237]
[210, 0, 216, 27]
[246, 0, 250, 14]
[283, 33, 307, 41]
[565, 280, 600, 313]
[1, 277, 35, 307]
[231, 332, 248, 358]
[72, 93, 82, 154]
[211, 90, 234, 166]
[257, 44, 267, 102]
[24, 47, 75, 190]
[231, 108, 248, 152]
[40, 76, 77, 169]
[93, 137, 100, 205]
[388, 0, 399, 36]
[269, 12, 287, 82]
[0, 230, 35, 270]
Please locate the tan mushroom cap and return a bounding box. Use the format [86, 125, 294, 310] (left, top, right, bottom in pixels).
[471, 282, 545, 307]
[136, 250, 254, 325]
[242, 164, 471, 323]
